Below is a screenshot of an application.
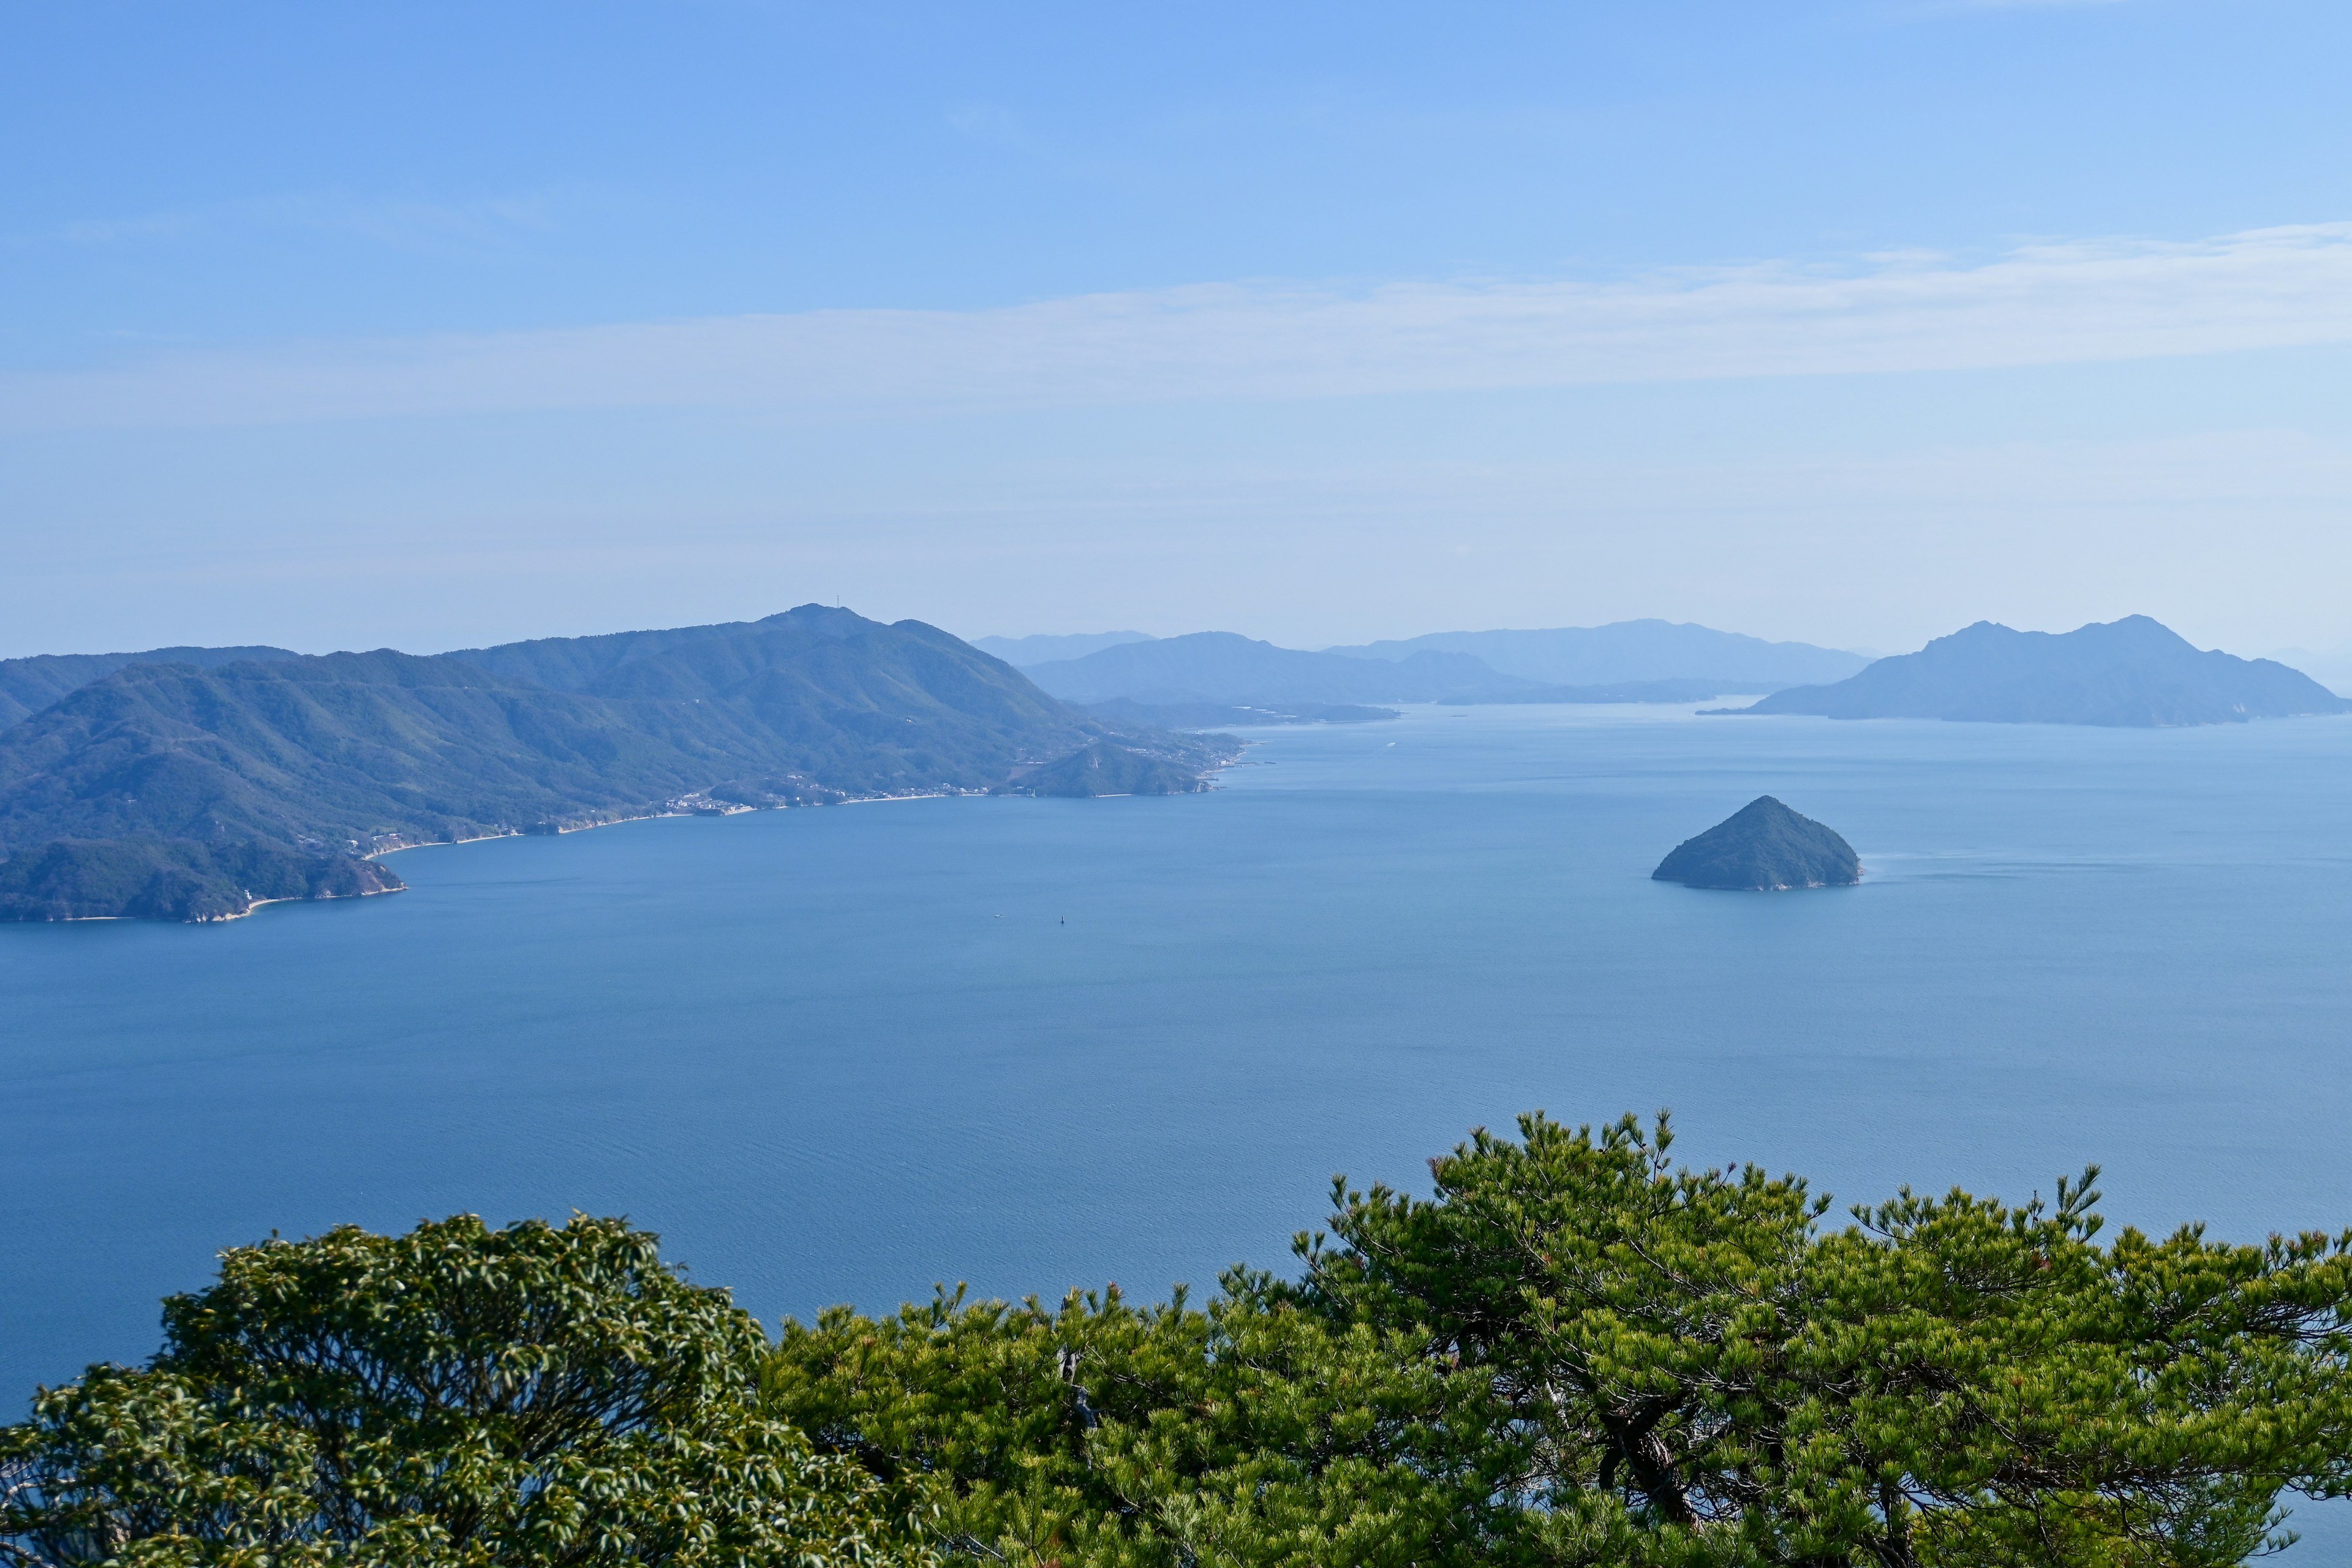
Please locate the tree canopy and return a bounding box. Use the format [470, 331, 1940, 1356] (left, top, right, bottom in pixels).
[9, 1114, 2352, 1567]
[0, 1214, 921, 1567]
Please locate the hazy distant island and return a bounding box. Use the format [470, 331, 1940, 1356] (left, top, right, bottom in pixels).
[0, 607, 1235, 922]
[969, 630, 1156, 666]
[1321, 620, 1869, 688]
[1022, 631, 1556, 707]
[1012, 621, 1864, 712]
[1717, 616, 2348, 726]
[1653, 796, 1861, 891]
[983, 616, 1863, 691]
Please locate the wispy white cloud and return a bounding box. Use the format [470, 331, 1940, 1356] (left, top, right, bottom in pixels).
[6, 222, 2352, 429]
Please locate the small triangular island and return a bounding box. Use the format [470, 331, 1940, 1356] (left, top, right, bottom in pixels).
[1653, 796, 1861, 892]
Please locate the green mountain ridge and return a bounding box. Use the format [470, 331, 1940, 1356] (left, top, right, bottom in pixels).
[0, 608, 1234, 919]
[0, 644, 300, 730]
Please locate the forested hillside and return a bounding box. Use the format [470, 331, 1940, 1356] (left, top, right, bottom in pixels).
[0, 608, 1232, 918]
[0, 836, 402, 921]
[0, 644, 298, 729]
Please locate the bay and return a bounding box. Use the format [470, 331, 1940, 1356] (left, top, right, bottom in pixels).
[7, 701, 2352, 1548]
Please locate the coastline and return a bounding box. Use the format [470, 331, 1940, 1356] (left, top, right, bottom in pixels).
[19, 883, 402, 925]
[200, 884, 404, 923]
[366, 788, 977, 861]
[10, 769, 1223, 926]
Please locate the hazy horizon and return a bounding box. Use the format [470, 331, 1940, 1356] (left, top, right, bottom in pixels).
[13, 605, 2352, 685]
[6, 3, 2349, 663]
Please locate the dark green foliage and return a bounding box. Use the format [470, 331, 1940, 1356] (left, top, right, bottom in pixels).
[0, 1215, 922, 1567]
[1302, 1113, 2352, 1566]
[15, 1119, 2350, 1566]
[1000, 742, 1215, 797]
[0, 837, 401, 922]
[767, 1278, 1518, 1568]
[1653, 796, 1862, 891]
[0, 609, 1234, 865]
[0, 647, 299, 731]
[769, 1115, 2352, 1567]
[1732, 617, 2349, 726]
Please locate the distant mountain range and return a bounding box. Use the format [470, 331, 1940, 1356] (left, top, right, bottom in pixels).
[1022, 633, 1566, 707]
[1325, 620, 1869, 688]
[1726, 617, 2348, 726]
[0, 608, 1231, 919]
[1024, 635, 1812, 712]
[982, 618, 1863, 682]
[1001, 619, 1865, 711]
[969, 631, 1156, 666]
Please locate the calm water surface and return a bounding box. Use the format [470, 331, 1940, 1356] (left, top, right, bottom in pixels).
[8, 704, 2352, 1544]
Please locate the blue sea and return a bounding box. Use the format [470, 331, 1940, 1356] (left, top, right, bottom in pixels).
[9, 703, 2352, 1551]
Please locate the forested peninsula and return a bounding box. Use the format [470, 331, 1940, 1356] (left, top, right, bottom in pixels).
[0, 607, 1234, 922]
[7, 1112, 2349, 1567]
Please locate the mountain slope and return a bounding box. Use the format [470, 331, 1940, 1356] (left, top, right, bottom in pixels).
[0, 650, 756, 853]
[449, 606, 1129, 791]
[1005, 741, 1212, 796]
[1023, 631, 1552, 706]
[0, 608, 1234, 862]
[1324, 621, 1867, 687]
[1730, 617, 2348, 727]
[0, 645, 299, 729]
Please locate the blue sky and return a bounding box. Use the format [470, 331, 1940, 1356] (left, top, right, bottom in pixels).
[4, 1, 2350, 660]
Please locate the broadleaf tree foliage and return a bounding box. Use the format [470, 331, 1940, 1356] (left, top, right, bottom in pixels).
[7, 1115, 2352, 1566]
[0, 1214, 921, 1567]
